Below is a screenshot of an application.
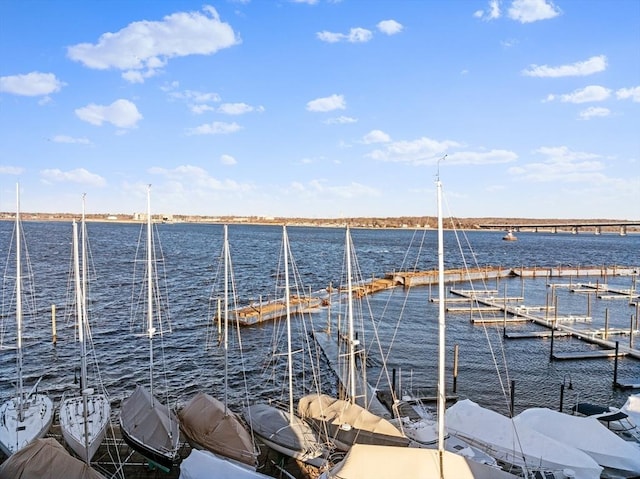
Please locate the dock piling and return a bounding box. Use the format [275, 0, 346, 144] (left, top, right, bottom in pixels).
[453, 344, 459, 393]
[613, 341, 619, 388]
[51, 304, 57, 346]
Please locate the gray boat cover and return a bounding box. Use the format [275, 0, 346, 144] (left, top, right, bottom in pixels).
[298, 394, 407, 442]
[321, 444, 519, 479]
[178, 392, 257, 467]
[0, 438, 105, 479]
[119, 385, 180, 458]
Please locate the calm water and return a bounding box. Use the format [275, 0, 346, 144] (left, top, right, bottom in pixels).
[0, 221, 638, 429]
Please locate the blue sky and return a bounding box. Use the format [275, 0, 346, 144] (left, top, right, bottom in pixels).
[0, 0, 638, 219]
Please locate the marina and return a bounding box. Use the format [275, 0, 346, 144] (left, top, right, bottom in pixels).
[0, 220, 639, 478]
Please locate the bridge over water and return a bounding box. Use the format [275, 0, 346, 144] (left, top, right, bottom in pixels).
[478, 221, 640, 235]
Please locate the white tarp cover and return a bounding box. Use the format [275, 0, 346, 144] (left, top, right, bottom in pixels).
[0, 438, 105, 479]
[445, 399, 602, 479]
[621, 393, 640, 426]
[320, 444, 519, 479]
[179, 448, 272, 479]
[515, 407, 640, 475]
[119, 385, 180, 458]
[178, 392, 257, 467]
[298, 394, 405, 438]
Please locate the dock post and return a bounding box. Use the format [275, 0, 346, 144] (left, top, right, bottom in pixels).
[550, 295, 558, 362]
[509, 380, 515, 417]
[453, 344, 459, 393]
[392, 368, 396, 398]
[613, 341, 619, 388]
[51, 304, 57, 346]
[559, 382, 565, 413]
[503, 285, 507, 338]
[587, 292, 591, 318]
[604, 308, 609, 339]
[631, 315, 634, 349]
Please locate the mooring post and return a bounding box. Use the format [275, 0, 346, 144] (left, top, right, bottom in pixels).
[631, 315, 634, 349]
[605, 308, 609, 339]
[587, 292, 591, 318]
[613, 341, 619, 388]
[453, 344, 459, 393]
[559, 382, 565, 413]
[510, 380, 515, 417]
[51, 304, 57, 346]
[503, 284, 507, 338]
[392, 368, 396, 398]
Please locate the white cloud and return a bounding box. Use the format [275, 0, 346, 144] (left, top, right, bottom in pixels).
[40, 168, 107, 187]
[67, 6, 240, 83]
[0, 72, 65, 96]
[221, 154, 237, 165]
[362, 130, 391, 144]
[306, 94, 346, 112]
[324, 116, 357, 125]
[554, 85, 611, 103]
[522, 55, 607, 77]
[75, 99, 143, 128]
[509, 146, 603, 182]
[579, 106, 610, 120]
[186, 121, 242, 135]
[148, 164, 252, 192]
[616, 86, 640, 102]
[191, 104, 216, 114]
[446, 149, 518, 165]
[0, 166, 24, 175]
[367, 137, 461, 164]
[51, 135, 91, 145]
[377, 20, 403, 35]
[474, 0, 501, 21]
[218, 102, 264, 115]
[289, 179, 379, 200]
[508, 0, 561, 23]
[316, 27, 373, 43]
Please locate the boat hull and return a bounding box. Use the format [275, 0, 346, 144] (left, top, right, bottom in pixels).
[0, 394, 54, 456]
[59, 394, 111, 462]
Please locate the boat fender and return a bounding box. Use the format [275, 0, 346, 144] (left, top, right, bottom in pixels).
[340, 423, 352, 431]
[562, 469, 576, 479]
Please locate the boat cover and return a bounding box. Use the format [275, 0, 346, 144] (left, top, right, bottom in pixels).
[178, 392, 257, 467]
[515, 407, 640, 475]
[0, 438, 105, 479]
[298, 393, 408, 447]
[179, 448, 271, 479]
[572, 402, 629, 421]
[119, 385, 180, 459]
[621, 394, 640, 426]
[445, 399, 602, 479]
[320, 443, 518, 479]
[243, 403, 325, 463]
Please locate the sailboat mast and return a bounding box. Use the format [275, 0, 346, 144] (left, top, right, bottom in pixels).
[146, 185, 155, 400]
[346, 227, 357, 403]
[15, 184, 24, 421]
[436, 179, 446, 462]
[223, 224, 229, 413]
[80, 196, 91, 463]
[283, 226, 294, 421]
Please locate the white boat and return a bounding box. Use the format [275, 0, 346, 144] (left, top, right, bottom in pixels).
[299, 227, 409, 452]
[243, 225, 328, 468]
[621, 393, 640, 431]
[502, 229, 517, 241]
[59, 202, 111, 463]
[446, 399, 603, 478]
[179, 448, 272, 479]
[0, 437, 106, 479]
[178, 226, 258, 468]
[119, 185, 181, 471]
[0, 184, 54, 457]
[515, 407, 640, 477]
[573, 401, 640, 444]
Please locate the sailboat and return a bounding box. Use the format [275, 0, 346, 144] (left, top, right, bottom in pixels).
[59, 200, 111, 463]
[178, 225, 259, 468]
[0, 184, 54, 457]
[243, 225, 328, 468]
[320, 174, 519, 478]
[298, 227, 409, 451]
[119, 185, 181, 471]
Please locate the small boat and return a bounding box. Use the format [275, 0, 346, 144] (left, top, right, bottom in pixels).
[445, 399, 603, 479]
[502, 229, 517, 241]
[178, 226, 259, 468]
[0, 184, 54, 457]
[572, 401, 640, 444]
[179, 448, 273, 479]
[319, 443, 519, 479]
[243, 226, 328, 468]
[59, 207, 111, 463]
[119, 186, 180, 471]
[0, 437, 106, 479]
[515, 407, 640, 477]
